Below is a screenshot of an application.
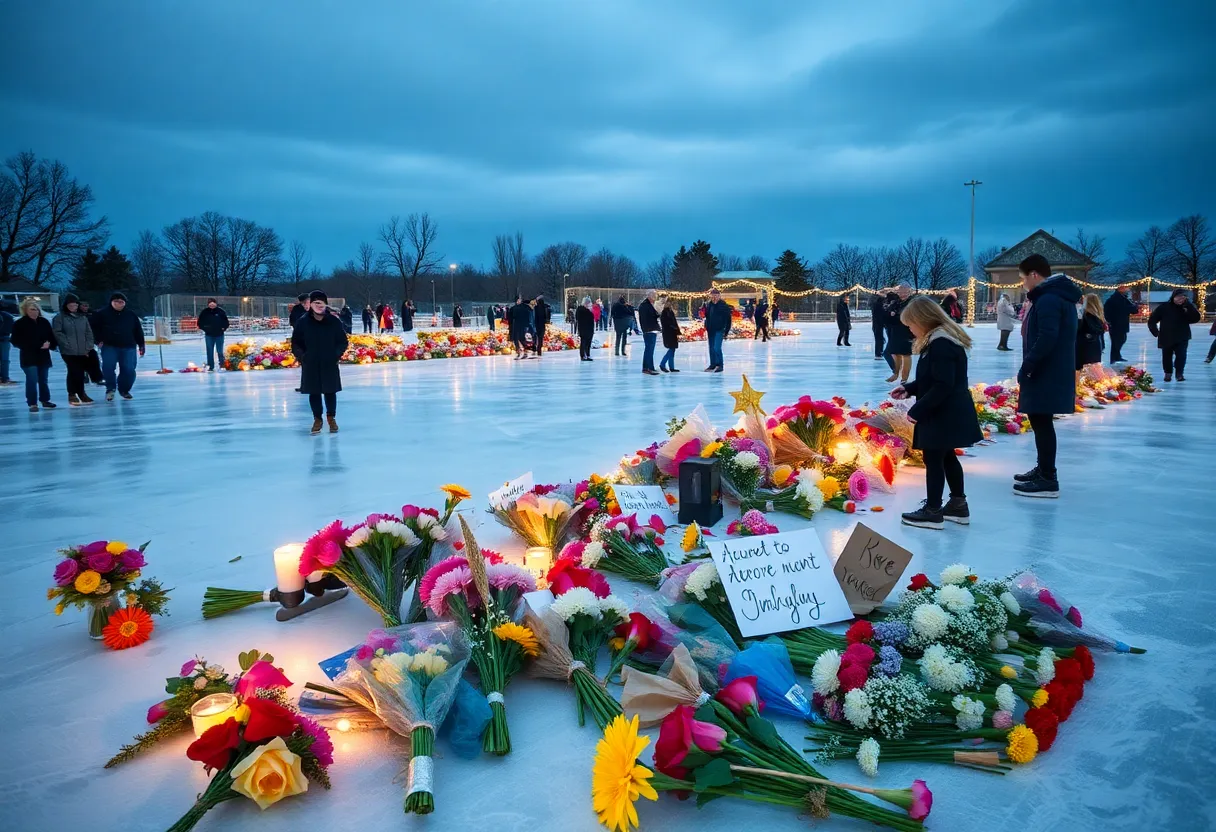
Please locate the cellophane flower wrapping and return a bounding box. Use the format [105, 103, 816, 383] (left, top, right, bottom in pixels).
[723, 638, 814, 721]
[656, 405, 717, 477]
[325, 622, 470, 813]
[1008, 570, 1140, 652]
[305, 519, 422, 627]
[489, 485, 582, 550]
[862, 403, 922, 466]
[627, 593, 739, 693]
[401, 497, 464, 623]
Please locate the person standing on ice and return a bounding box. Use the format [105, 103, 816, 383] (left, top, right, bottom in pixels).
[1147, 288, 1200, 382]
[1013, 254, 1080, 498]
[362, 305, 374, 333]
[289, 294, 308, 328]
[196, 298, 230, 371]
[638, 289, 661, 375]
[52, 293, 95, 404]
[1103, 285, 1137, 363]
[339, 304, 353, 334]
[754, 292, 770, 342]
[835, 294, 851, 346]
[576, 296, 596, 361]
[292, 291, 348, 435]
[996, 293, 1017, 351]
[509, 296, 531, 359]
[92, 291, 145, 401]
[532, 295, 550, 357]
[704, 287, 731, 372]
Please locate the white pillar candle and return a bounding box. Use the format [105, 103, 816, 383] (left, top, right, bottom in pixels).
[190, 692, 241, 738]
[833, 441, 858, 465]
[523, 546, 553, 581]
[273, 543, 306, 593]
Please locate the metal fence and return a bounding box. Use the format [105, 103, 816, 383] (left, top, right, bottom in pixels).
[152, 294, 346, 335]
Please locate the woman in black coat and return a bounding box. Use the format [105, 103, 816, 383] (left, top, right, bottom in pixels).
[890, 296, 982, 530]
[835, 295, 851, 346]
[658, 296, 680, 372]
[10, 298, 58, 411]
[291, 292, 349, 434]
[575, 296, 596, 361]
[1147, 288, 1201, 381]
[883, 287, 914, 383]
[1074, 293, 1105, 378]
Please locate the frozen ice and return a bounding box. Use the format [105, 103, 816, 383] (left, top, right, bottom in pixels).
[1, 323, 1213, 831]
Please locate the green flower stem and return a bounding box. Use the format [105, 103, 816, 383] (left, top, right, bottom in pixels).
[402, 726, 435, 814]
[166, 770, 239, 832]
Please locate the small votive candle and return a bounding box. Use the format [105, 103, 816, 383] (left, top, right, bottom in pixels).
[833, 441, 858, 465]
[523, 546, 553, 581]
[273, 544, 307, 593]
[190, 693, 241, 738]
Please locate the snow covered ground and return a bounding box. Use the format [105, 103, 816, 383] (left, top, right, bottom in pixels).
[1, 323, 1213, 832]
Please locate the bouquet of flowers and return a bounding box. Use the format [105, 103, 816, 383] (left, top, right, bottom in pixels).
[655, 406, 717, 477]
[301, 514, 421, 626]
[1121, 364, 1157, 392]
[740, 467, 827, 519]
[166, 659, 332, 831]
[419, 517, 538, 755]
[106, 649, 273, 768]
[765, 396, 847, 466]
[523, 592, 625, 730]
[48, 539, 170, 644]
[726, 508, 779, 537]
[490, 486, 582, 551]
[317, 623, 469, 814]
[401, 484, 470, 621]
[572, 512, 672, 584]
[574, 473, 618, 536]
[861, 402, 922, 466]
[617, 444, 666, 485]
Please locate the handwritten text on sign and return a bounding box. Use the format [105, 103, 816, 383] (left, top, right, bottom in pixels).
[489, 472, 534, 510]
[833, 523, 914, 615]
[707, 528, 853, 638]
[611, 485, 677, 526]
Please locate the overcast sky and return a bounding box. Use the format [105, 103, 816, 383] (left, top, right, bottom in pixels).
[2, 0, 1213, 272]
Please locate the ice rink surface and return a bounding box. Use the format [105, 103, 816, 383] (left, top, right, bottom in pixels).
[1, 322, 1213, 832]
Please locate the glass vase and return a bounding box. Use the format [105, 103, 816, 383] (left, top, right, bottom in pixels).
[87, 596, 119, 640]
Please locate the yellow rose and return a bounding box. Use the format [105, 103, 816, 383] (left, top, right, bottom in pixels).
[772, 464, 794, 487]
[105, 541, 128, 555]
[74, 570, 102, 594]
[229, 736, 308, 810]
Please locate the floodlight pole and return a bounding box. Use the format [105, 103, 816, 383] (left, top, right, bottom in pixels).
[964, 179, 983, 326]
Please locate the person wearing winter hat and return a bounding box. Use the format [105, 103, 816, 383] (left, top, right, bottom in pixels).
[1147, 288, 1201, 381]
[51, 293, 95, 404]
[92, 291, 145, 401]
[291, 290, 348, 434]
[196, 298, 230, 371]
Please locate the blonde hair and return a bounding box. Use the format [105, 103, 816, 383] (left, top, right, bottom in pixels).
[658, 294, 670, 309]
[900, 295, 971, 353]
[20, 298, 41, 315]
[1083, 293, 1105, 324]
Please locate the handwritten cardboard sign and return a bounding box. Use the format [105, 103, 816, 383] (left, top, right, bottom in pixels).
[707, 528, 853, 638]
[612, 485, 677, 526]
[833, 523, 913, 615]
[489, 472, 534, 510]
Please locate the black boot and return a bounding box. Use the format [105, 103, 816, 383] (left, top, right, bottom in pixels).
[941, 496, 970, 525]
[1013, 466, 1040, 482]
[1013, 473, 1059, 499]
[901, 500, 944, 530]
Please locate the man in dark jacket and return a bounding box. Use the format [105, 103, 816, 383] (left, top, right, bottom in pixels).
[532, 295, 550, 356]
[1147, 288, 1201, 381]
[1103, 286, 1137, 363]
[339, 305, 353, 333]
[362, 305, 374, 333]
[1013, 255, 1081, 498]
[704, 288, 732, 372]
[292, 290, 349, 434]
[610, 295, 632, 356]
[0, 300, 14, 384]
[754, 293, 770, 342]
[289, 294, 308, 327]
[508, 296, 531, 359]
[575, 296, 596, 361]
[869, 292, 887, 362]
[196, 298, 230, 371]
[637, 289, 661, 374]
[92, 291, 146, 401]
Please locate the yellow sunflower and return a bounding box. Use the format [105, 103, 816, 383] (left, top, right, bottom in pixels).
[74, 570, 102, 594]
[492, 622, 541, 657]
[592, 714, 657, 832]
[1005, 724, 1038, 764]
[440, 484, 471, 501]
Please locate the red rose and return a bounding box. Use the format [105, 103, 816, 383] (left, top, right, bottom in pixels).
[1072, 645, 1095, 680]
[242, 696, 298, 743]
[654, 705, 726, 780]
[1023, 707, 1059, 752]
[186, 718, 240, 770]
[715, 676, 763, 717]
[845, 620, 874, 645]
[614, 612, 660, 652]
[909, 573, 930, 591]
[837, 663, 869, 692]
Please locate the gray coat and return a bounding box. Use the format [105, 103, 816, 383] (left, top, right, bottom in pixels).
[51, 311, 95, 356]
[996, 297, 1017, 331]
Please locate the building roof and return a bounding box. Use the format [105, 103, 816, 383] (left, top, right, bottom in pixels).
[985, 230, 1095, 270]
[715, 270, 774, 282]
[0, 277, 53, 293]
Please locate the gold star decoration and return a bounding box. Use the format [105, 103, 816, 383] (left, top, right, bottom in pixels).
[730, 374, 766, 415]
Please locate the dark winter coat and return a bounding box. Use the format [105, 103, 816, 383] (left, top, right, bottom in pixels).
[940, 295, 963, 323]
[754, 301, 769, 324]
[1147, 295, 1201, 348]
[869, 294, 887, 329]
[705, 300, 733, 335]
[91, 305, 146, 350]
[638, 299, 660, 333]
[1018, 274, 1081, 415]
[660, 306, 680, 350]
[10, 314, 57, 368]
[51, 310, 94, 356]
[533, 300, 550, 329]
[508, 302, 531, 337]
[835, 300, 851, 329]
[883, 295, 914, 353]
[1103, 291, 1137, 334]
[289, 304, 307, 326]
[339, 306, 353, 333]
[362, 308, 374, 328]
[196, 306, 230, 337]
[903, 332, 983, 451]
[0, 309, 13, 342]
[610, 300, 631, 324]
[291, 311, 348, 394]
[452, 306, 462, 327]
[1075, 312, 1104, 369]
[575, 305, 595, 338]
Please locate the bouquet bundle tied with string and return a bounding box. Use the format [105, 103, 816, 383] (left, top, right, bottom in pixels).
[765, 396, 847, 467]
[489, 485, 582, 551]
[309, 623, 469, 814]
[420, 517, 539, 755]
[523, 598, 624, 731]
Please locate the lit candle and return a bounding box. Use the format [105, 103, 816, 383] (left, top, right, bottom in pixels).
[336, 718, 352, 733]
[273, 544, 306, 593]
[190, 692, 241, 738]
[523, 546, 553, 581]
[833, 441, 858, 465]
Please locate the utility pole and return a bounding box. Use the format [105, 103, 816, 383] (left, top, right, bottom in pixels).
[964, 180, 982, 326]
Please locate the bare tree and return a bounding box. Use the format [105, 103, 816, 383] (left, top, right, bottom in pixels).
[972, 244, 1003, 279]
[0, 151, 108, 285]
[492, 232, 527, 297]
[924, 238, 968, 290]
[130, 230, 168, 305]
[1164, 214, 1214, 292]
[379, 213, 442, 300]
[815, 244, 866, 289]
[1071, 228, 1108, 278]
[587, 248, 640, 289]
[745, 254, 770, 272]
[286, 240, 311, 289]
[1122, 225, 1167, 280]
[644, 254, 672, 287]
[717, 253, 745, 271]
[898, 237, 927, 289]
[160, 212, 282, 293]
[534, 242, 587, 298]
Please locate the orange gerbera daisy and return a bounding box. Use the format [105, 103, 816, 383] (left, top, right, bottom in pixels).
[102, 606, 154, 650]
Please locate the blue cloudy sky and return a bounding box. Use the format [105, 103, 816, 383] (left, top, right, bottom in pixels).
[2, 0, 1213, 271]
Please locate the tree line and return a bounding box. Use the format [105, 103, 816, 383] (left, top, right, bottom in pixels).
[3, 149, 1212, 314]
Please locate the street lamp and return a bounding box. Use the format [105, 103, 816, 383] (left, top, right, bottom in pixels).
[449, 263, 457, 309]
[964, 179, 983, 326]
[563, 273, 570, 315]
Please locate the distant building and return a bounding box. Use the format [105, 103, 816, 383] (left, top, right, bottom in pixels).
[713, 270, 774, 307]
[714, 270, 774, 283]
[983, 230, 1096, 304]
[0, 277, 59, 313]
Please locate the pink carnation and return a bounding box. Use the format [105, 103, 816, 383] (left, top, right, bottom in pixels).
[1005, 422, 1019, 434]
[300, 520, 349, 575]
[1065, 606, 1083, 628]
[426, 566, 473, 616]
[419, 556, 469, 607]
[847, 470, 869, 502]
[487, 563, 537, 596]
[1038, 588, 1063, 614]
[53, 559, 79, 586]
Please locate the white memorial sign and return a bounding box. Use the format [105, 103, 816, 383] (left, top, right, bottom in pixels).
[489, 472, 534, 510]
[611, 485, 677, 526]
